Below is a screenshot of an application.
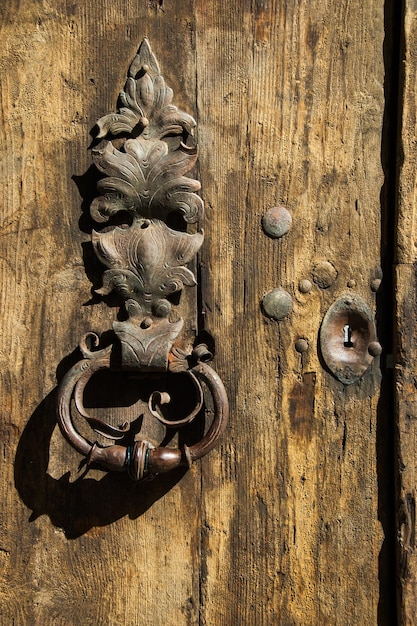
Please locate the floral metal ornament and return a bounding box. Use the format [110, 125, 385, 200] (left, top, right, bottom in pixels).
[56, 39, 228, 481]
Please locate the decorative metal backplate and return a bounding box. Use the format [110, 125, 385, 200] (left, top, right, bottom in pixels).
[56, 39, 228, 481]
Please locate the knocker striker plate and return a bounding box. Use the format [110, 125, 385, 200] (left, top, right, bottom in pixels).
[56, 39, 228, 480]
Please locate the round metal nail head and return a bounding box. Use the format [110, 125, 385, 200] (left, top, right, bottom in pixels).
[262, 288, 293, 320]
[368, 341, 382, 357]
[262, 206, 292, 239]
[371, 278, 382, 292]
[295, 338, 309, 353]
[312, 261, 338, 289]
[299, 279, 313, 293]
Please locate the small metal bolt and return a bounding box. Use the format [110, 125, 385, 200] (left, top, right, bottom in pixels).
[371, 278, 382, 292]
[262, 288, 293, 321]
[295, 338, 309, 353]
[262, 206, 292, 239]
[312, 261, 338, 289]
[141, 317, 153, 329]
[153, 299, 171, 318]
[368, 341, 382, 357]
[298, 279, 312, 294]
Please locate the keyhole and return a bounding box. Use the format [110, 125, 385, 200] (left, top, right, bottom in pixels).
[343, 324, 353, 347]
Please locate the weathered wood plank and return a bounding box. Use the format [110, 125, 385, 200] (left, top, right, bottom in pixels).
[0, 1, 391, 624]
[0, 2, 202, 625]
[196, 0, 385, 624]
[396, 3, 417, 624]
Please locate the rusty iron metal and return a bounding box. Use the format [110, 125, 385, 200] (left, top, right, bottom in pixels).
[262, 206, 292, 239]
[261, 287, 293, 321]
[298, 279, 313, 294]
[56, 39, 228, 480]
[312, 261, 338, 289]
[295, 338, 309, 353]
[319, 294, 381, 384]
[57, 340, 228, 480]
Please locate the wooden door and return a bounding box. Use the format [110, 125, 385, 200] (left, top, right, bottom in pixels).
[0, 1, 415, 624]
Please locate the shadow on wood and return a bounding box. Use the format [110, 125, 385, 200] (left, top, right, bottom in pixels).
[14, 384, 191, 540]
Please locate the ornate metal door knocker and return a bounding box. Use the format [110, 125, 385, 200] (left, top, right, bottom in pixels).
[57, 39, 228, 481]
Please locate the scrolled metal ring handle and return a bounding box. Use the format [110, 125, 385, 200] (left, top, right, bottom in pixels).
[56, 353, 228, 481]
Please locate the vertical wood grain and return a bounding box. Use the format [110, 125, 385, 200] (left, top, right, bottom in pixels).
[396, 2, 417, 624]
[0, 2, 202, 624]
[196, 1, 385, 624]
[0, 1, 389, 624]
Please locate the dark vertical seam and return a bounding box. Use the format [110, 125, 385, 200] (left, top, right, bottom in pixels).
[377, 0, 405, 624]
[194, 5, 204, 626]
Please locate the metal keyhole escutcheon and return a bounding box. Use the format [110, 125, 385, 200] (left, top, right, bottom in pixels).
[319, 294, 382, 385]
[56, 40, 228, 481]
